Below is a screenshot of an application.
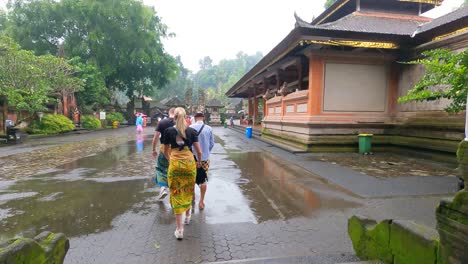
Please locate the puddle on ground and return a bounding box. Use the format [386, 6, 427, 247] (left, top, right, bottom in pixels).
[0, 132, 361, 242]
[225, 152, 361, 223]
[0, 135, 155, 242]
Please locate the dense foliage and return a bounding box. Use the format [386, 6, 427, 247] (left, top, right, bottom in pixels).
[324, 0, 337, 8]
[153, 52, 262, 106]
[31, 114, 75, 134]
[81, 115, 102, 130]
[0, 36, 82, 120]
[106, 112, 125, 124]
[4, 0, 177, 113]
[398, 49, 468, 113]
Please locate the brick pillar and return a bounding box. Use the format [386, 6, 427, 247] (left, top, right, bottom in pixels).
[308, 56, 324, 116]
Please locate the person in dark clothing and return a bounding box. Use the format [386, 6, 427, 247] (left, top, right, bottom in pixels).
[152, 107, 175, 200]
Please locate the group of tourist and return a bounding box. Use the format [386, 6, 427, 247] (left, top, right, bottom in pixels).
[151, 107, 215, 240]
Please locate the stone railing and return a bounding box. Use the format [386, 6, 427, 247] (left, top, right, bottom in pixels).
[265, 90, 309, 117]
[0, 232, 69, 264]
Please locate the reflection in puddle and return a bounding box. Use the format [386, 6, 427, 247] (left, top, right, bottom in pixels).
[228, 152, 360, 222]
[0, 135, 360, 243]
[0, 178, 153, 242]
[0, 138, 154, 242]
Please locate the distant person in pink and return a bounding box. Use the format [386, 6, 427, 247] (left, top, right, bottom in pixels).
[136, 114, 143, 133]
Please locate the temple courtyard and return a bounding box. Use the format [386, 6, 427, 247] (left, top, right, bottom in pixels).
[0, 127, 460, 263]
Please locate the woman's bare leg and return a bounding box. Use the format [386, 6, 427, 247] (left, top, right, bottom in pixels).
[175, 213, 183, 231]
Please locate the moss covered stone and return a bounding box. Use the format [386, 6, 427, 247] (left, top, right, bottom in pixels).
[436, 191, 468, 264]
[348, 215, 393, 264]
[0, 232, 69, 264]
[390, 220, 439, 264]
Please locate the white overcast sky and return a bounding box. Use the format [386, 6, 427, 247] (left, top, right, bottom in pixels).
[0, 0, 464, 72]
[146, 0, 463, 72]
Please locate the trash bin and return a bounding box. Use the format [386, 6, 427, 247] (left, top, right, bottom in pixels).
[358, 134, 373, 154]
[246, 127, 252, 138]
[113, 121, 119, 129]
[6, 127, 22, 144]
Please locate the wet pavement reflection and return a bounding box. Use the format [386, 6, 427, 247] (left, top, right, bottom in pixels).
[0, 132, 154, 241]
[0, 128, 359, 242]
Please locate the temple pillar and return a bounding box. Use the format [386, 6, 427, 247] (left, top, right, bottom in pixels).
[308, 56, 324, 115]
[248, 96, 253, 118]
[387, 63, 399, 117]
[254, 96, 259, 124]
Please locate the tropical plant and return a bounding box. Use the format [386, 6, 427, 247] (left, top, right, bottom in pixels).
[31, 114, 75, 134]
[6, 0, 177, 115]
[106, 112, 125, 124]
[81, 115, 102, 130]
[324, 0, 337, 8]
[0, 35, 82, 122]
[398, 49, 468, 113]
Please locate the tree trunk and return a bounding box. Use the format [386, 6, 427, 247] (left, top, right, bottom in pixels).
[127, 97, 135, 125]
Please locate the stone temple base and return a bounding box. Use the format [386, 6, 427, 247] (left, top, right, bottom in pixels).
[262, 119, 462, 156]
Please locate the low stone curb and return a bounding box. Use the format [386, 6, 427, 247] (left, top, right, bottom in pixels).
[0, 231, 69, 264]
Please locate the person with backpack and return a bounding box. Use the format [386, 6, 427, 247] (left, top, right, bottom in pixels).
[162, 107, 202, 240]
[190, 112, 214, 210]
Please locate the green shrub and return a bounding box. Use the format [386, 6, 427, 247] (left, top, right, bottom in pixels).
[106, 112, 125, 124]
[81, 115, 102, 130]
[31, 114, 75, 135]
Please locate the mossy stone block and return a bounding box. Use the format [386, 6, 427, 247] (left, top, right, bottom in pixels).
[390, 220, 439, 264]
[348, 215, 393, 264]
[35, 232, 70, 264]
[0, 238, 46, 264]
[0, 232, 69, 264]
[436, 194, 468, 264]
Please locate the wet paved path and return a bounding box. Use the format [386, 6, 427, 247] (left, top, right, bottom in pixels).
[0, 127, 455, 263]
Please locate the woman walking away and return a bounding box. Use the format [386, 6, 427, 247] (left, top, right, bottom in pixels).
[162, 107, 202, 240]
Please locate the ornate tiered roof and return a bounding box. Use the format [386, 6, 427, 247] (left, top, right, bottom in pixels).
[205, 99, 224, 108]
[226, 0, 467, 98]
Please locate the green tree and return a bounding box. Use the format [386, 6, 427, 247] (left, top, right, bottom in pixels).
[70, 59, 109, 114]
[0, 35, 82, 121]
[195, 51, 263, 104]
[398, 49, 468, 113]
[6, 0, 177, 117]
[324, 0, 337, 8]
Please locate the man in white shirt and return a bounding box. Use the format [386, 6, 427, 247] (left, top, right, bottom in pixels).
[190, 112, 214, 210]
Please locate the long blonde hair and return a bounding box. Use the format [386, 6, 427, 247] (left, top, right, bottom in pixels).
[174, 107, 187, 138]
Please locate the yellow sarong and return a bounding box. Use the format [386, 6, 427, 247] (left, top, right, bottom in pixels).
[167, 147, 196, 214]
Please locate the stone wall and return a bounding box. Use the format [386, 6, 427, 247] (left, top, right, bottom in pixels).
[349, 141, 468, 264]
[348, 216, 439, 264]
[0, 232, 69, 264]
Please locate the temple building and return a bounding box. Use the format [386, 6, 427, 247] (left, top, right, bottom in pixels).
[226, 0, 468, 157]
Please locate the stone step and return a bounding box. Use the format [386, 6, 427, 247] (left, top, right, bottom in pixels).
[228, 126, 306, 153]
[208, 253, 381, 264]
